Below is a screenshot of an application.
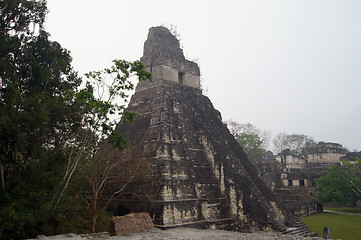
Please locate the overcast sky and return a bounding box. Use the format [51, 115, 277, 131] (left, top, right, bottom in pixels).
[45, 0, 361, 151]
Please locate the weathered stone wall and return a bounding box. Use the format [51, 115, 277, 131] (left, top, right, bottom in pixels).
[308, 152, 346, 163]
[182, 72, 200, 88]
[151, 65, 178, 83]
[114, 81, 289, 231]
[276, 154, 307, 169]
[139, 65, 200, 90]
[137, 26, 200, 90]
[308, 142, 347, 163]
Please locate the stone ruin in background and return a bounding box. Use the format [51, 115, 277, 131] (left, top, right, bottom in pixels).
[256, 141, 359, 217]
[109, 26, 293, 232]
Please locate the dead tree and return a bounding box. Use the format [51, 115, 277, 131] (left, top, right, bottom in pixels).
[89, 142, 150, 232]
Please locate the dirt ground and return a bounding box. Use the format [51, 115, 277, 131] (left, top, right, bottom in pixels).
[35, 228, 321, 240]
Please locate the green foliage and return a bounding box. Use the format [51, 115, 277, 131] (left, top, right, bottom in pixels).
[302, 212, 361, 240]
[315, 166, 352, 204]
[42, 187, 112, 235]
[0, 1, 80, 238]
[314, 157, 361, 206]
[226, 120, 271, 163]
[78, 60, 150, 231]
[235, 132, 267, 163]
[0, 0, 47, 34]
[81, 59, 151, 148]
[0, 0, 151, 238]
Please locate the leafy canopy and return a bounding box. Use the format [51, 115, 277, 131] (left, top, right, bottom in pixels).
[315, 157, 361, 206]
[0, 0, 151, 238]
[226, 120, 271, 163]
[273, 132, 316, 157]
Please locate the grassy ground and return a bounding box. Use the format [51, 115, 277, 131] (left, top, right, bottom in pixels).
[302, 212, 361, 240]
[323, 207, 361, 214]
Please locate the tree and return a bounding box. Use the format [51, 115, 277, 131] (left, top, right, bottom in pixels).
[78, 61, 150, 232]
[0, 1, 81, 238]
[89, 142, 150, 232]
[273, 133, 316, 157]
[314, 157, 361, 206]
[225, 120, 271, 163]
[51, 59, 150, 210]
[0, 1, 151, 238]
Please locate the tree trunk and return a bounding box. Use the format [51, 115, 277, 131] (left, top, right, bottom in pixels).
[91, 196, 98, 232]
[91, 207, 98, 232]
[0, 163, 4, 188]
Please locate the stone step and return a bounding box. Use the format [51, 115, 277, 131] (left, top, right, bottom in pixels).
[293, 221, 307, 227]
[155, 218, 234, 230]
[284, 226, 310, 236]
[293, 225, 308, 231]
[290, 228, 311, 236]
[283, 217, 312, 237]
[293, 223, 307, 228]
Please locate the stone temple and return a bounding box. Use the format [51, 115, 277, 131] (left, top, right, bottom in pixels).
[112, 26, 290, 232]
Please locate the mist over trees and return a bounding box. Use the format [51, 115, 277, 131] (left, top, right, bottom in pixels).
[225, 120, 272, 163]
[225, 120, 319, 161]
[0, 0, 150, 238]
[273, 133, 317, 157]
[227, 120, 356, 161]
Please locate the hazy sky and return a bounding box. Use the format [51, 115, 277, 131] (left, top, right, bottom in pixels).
[45, 0, 361, 151]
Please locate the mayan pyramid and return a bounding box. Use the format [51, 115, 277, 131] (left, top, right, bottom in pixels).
[112, 26, 289, 232]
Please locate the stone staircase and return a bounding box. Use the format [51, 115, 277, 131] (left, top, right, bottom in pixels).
[275, 187, 323, 216]
[283, 216, 317, 237]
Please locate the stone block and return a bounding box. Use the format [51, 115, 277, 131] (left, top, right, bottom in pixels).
[323, 226, 331, 239]
[108, 212, 154, 236]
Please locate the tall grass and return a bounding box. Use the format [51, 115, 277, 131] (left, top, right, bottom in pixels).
[302, 212, 361, 240]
